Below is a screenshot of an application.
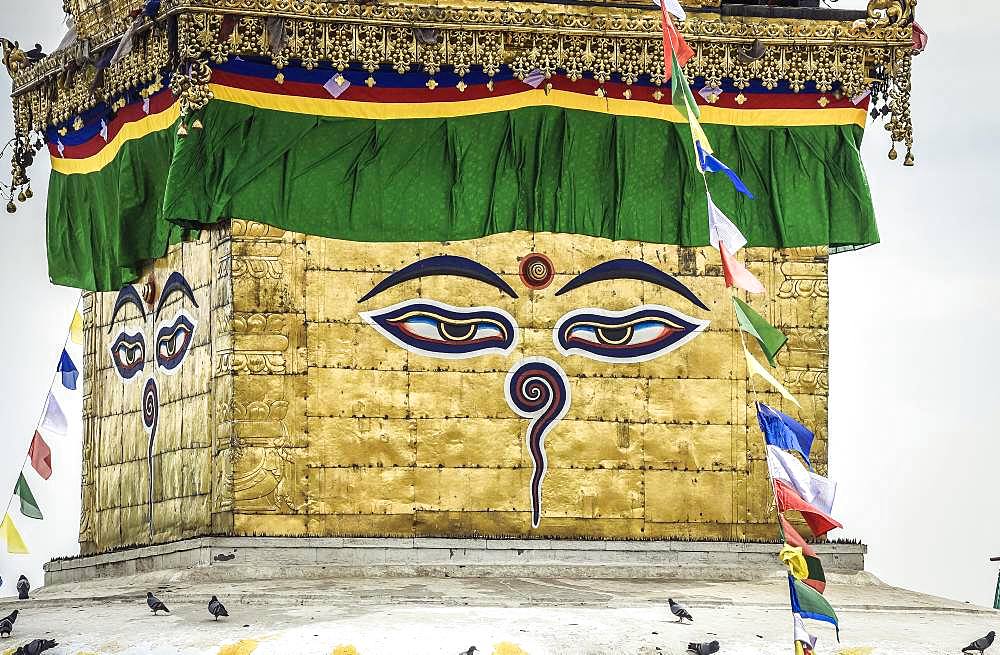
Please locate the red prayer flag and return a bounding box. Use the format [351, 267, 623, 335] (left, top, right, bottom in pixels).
[774, 479, 841, 537]
[28, 431, 52, 480]
[720, 242, 765, 294]
[779, 514, 816, 558]
[660, 2, 694, 77]
[803, 578, 826, 595]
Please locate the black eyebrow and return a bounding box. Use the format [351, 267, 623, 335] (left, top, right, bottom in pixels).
[107, 285, 146, 333]
[155, 271, 199, 319]
[555, 259, 710, 311]
[358, 255, 519, 303]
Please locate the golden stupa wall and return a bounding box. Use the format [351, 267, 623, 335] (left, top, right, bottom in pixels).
[80, 228, 233, 554]
[228, 221, 828, 542]
[80, 220, 828, 551]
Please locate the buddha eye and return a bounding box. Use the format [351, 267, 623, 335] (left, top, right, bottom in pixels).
[553, 305, 709, 363]
[109, 329, 146, 381]
[361, 299, 517, 359]
[155, 311, 196, 373]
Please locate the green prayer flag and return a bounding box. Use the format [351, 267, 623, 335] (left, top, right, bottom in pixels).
[732, 297, 788, 366]
[792, 577, 838, 627]
[671, 50, 700, 120]
[14, 473, 42, 520]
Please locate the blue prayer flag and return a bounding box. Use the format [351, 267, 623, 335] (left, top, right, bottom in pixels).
[756, 402, 813, 467]
[696, 142, 754, 198]
[57, 349, 78, 390]
[788, 575, 839, 638]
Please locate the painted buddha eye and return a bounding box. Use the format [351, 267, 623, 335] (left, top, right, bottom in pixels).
[109, 329, 146, 381]
[553, 305, 709, 363]
[361, 299, 517, 359]
[155, 312, 196, 372]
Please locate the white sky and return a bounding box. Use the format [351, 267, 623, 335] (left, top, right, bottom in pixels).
[1, 0, 997, 606]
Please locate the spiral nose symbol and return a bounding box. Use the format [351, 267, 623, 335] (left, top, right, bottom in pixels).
[142, 377, 159, 539]
[504, 357, 571, 528]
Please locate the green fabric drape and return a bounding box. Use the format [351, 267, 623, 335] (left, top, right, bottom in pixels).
[49, 100, 878, 291]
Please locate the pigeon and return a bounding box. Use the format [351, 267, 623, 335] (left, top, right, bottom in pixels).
[208, 595, 229, 620]
[687, 641, 720, 655]
[146, 592, 169, 614]
[963, 631, 996, 655]
[14, 639, 58, 655]
[16, 576, 29, 600]
[0, 609, 18, 637]
[668, 598, 693, 623]
[24, 44, 45, 63]
[460, 648, 478, 655]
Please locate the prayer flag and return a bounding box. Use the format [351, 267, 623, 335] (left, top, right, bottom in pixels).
[732, 297, 787, 366]
[757, 402, 814, 467]
[57, 349, 79, 390]
[793, 613, 818, 651]
[803, 554, 827, 594]
[767, 445, 836, 514]
[689, 115, 714, 163]
[0, 514, 28, 554]
[70, 309, 83, 344]
[697, 141, 754, 198]
[14, 473, 42, 520]
[708, 195, 747, 254]
[779, 514, 815, 558]
[780, 544, 808, 580]
[722, 245, 765, 294]
[775, 479, 842, 537]
[780, 542, 826, 593]
[28, 431, 52, 480]
[660, 3, 694, 77]
[670, 50, 699, 119]
[744, 346, 798, 406]
[653, 0, 685, 20]
[523, 69, 545, 88]
[41, 392, 68, 435]
[789, 575, 839, 636]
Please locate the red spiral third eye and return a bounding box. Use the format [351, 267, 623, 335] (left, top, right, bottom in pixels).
[519, 253, 555, 290]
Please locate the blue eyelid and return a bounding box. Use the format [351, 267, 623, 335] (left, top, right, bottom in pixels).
[553, 305, 709, 364]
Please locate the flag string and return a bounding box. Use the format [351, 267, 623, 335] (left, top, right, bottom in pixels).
[1, 296, 82, 551]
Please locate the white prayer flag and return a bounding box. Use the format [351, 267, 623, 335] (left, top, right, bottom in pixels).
[744, 345, 800, 407]
[652, 0, 686, 20]
[767, 445, 837, 514]
[793, 613, 818, 650]
[40, 392, 68, 435]
[708, 194, 748, 254]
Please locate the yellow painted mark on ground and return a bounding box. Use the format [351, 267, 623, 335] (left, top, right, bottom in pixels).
[837, 648, 874, 655]
[493, 643, 529, 655]
[331, 646, 359, 655]
[3, 647, 16, 655]
[217, 639, 259, 655]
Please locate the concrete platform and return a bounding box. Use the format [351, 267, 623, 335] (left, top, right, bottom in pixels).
[43, 537, 867, 586]
[0, 569, 994, 655]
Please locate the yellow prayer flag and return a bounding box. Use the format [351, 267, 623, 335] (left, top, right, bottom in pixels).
[744, 345, 800, 407]
[70, 309, 83, 345]
[794, 642, 806, 655]
[1, 513, 29, 554]
[780, 544, 808, 580]
[689, 114, 714, 156]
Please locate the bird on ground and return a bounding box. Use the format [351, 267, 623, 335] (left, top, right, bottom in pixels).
[146, 591, 170, 615]
[24, 44, 45, 62]
[208, 595, 229, 620]
[14, 639, 58, 655]
[0, 618, 13, 638]
[460, 648, 478, 655]
[687, 641, 720, 655]
[668, 598, 693, 623]
[16, 576, 29, 600]
[0, 610, 18, 627]
[963, 631, 996, 655]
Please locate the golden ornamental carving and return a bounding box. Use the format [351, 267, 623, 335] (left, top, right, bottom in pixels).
[867, 0, 916, 27]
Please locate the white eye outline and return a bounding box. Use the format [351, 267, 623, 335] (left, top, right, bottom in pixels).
[108, 325, 146, 383]
[153, 308, 198, 375]
[552, 304, 709, 364]
[360, 298, 519, 360]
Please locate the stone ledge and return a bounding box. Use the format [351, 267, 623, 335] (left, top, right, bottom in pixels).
[44, 538, 865, 586]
